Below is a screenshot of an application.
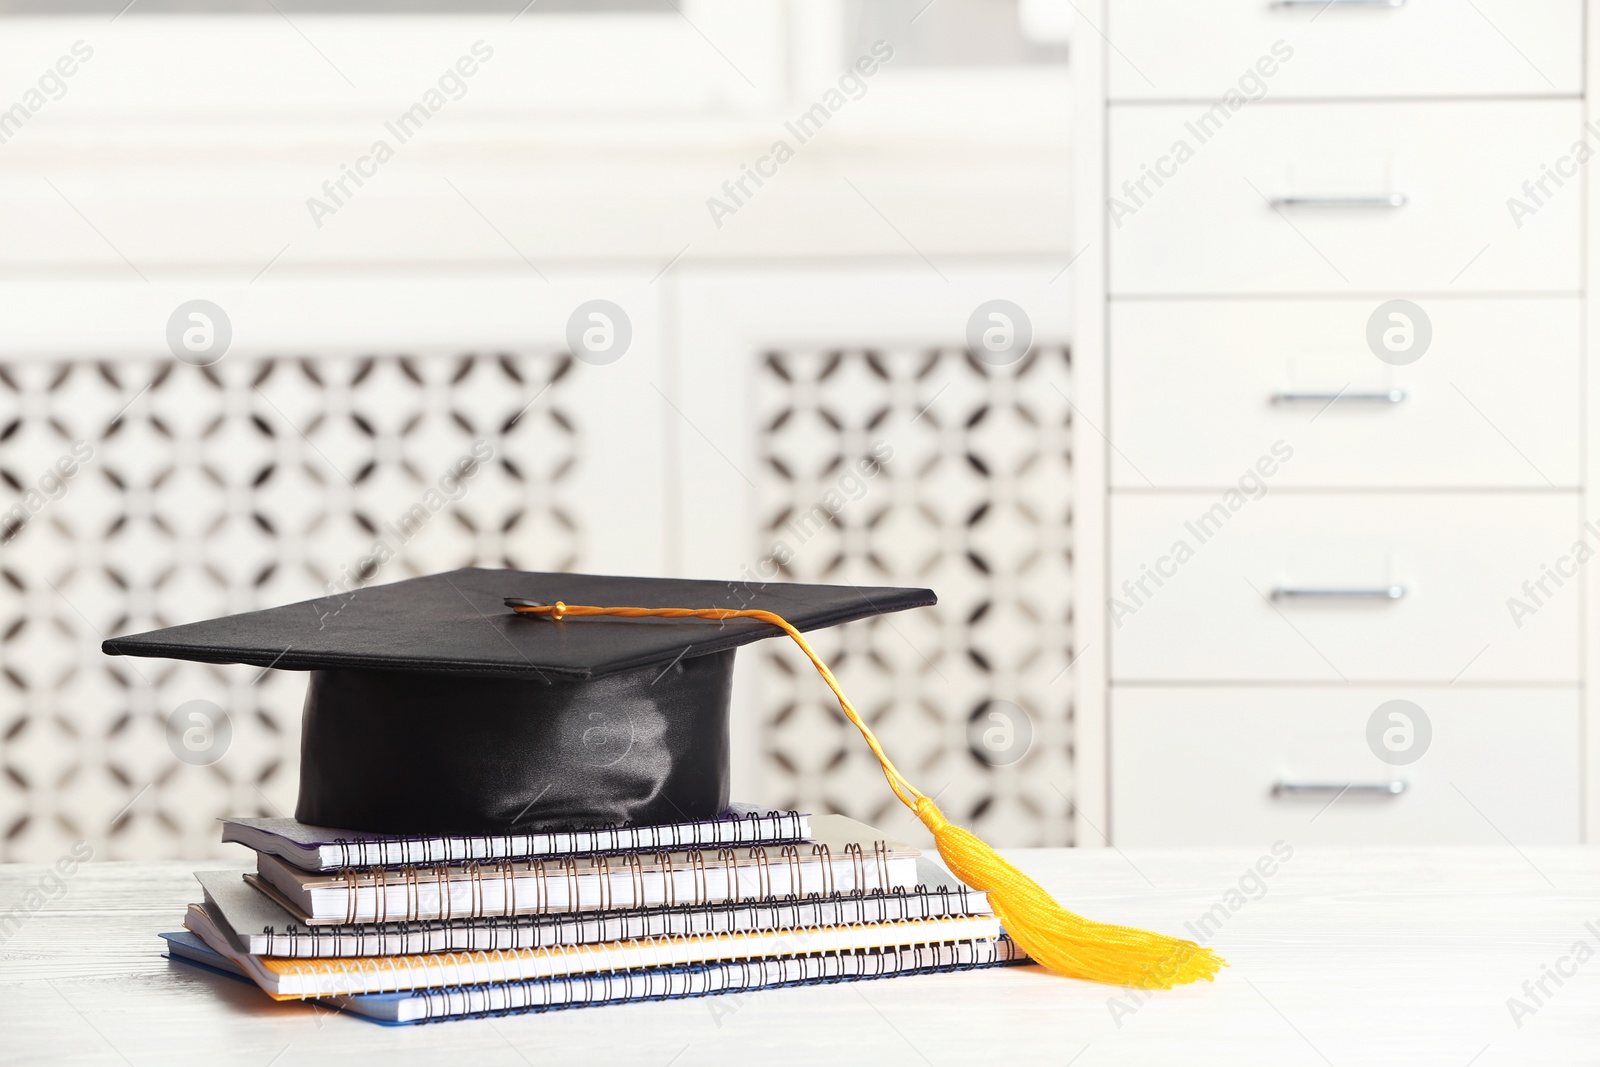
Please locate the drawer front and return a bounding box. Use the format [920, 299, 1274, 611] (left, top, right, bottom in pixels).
[1110, 493, 1580, 682]
[1109, 297, 1581, 489]
[1107, 0, 1582, 100]
[1111, 686, 1580, 846]
[1109, 101, 1582, 295]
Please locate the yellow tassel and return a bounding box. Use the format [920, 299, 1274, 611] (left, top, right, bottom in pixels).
[508, 599, 1226, 989]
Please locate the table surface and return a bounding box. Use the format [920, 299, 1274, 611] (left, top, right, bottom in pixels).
[0, 846, 1594, 1066]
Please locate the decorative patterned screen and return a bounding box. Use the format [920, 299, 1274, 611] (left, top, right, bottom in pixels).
[0, 351, 578, 860]
[754, 345, 1075, 847]
[0, 341, 1075, 859]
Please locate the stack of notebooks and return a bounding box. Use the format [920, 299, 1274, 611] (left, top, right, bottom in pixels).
[163, 804, 1026, 1024]
[121, 570, 1047, 1022]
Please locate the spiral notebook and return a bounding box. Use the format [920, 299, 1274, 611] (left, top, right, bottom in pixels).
[257, 814, 917, 925]
[162, 930, 1028, 1025]
[197, 861, 989, 958]
[223, 804, 809, 872]
[183, 898, 1002, 999]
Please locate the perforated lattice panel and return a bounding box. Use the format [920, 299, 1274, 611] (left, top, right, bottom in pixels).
[0, 352, 579, 860]
[755, 346, 1075, 847]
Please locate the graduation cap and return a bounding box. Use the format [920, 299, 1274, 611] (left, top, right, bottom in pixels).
[103, 566, 1225, 989]
[101, 568, 933, 837]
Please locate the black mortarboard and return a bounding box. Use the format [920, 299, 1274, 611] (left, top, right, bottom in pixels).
[102, 568, 934, 835]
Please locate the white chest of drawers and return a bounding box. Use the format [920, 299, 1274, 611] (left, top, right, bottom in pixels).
[1070, 1, 1594, 846]
[1109, 100, 1583, 293]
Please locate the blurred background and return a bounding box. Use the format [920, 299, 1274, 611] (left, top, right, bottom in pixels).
[2, 0, 1588, 865]
[0, 0, 1075, 860]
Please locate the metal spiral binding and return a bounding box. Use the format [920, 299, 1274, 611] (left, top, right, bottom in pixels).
[497, 861, 515, 920]
[374, 865, 391, 925]
[464, 857, 480, 921]
[534, 858, 552, 914]
[626, 850, 646, 909]
[299, 809, 812, 876]
[843, 841, 865, 893]
[777, 844, 801, 900]
[745, 846, 773, 902]
[387, 933, 1011, 1023]
[307, 807, 806, 875]
[279, 839, 965, 941]
[592, 854, 613, 911]
[809, 842, 834, 897]
[526, 859, 545, 915]
[685, 849, 708, 903]
[657, 851, 677, 908]
[872, 840, 890, 891]
[437, 863, 456, 923]
[340, 868, 358, 925]
[531, 859, 548, 915]
[825, 939, 846, 981]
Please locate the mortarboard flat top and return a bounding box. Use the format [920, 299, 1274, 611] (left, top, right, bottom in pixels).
[101, 568, 935, 680]
[103, 569, 936, 835]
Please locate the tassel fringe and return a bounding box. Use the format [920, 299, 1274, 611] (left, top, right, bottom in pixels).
[913, 798, 1224, 987]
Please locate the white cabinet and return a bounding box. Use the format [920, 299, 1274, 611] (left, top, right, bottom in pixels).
[1109, 101, 1583, 295]
[1074, 1, 1594, 844]
[1110, 492, 1581, 683]
[1109, 297, 1582, 489]
[1112, 686, 1580, 846]
[1107, 0, 1583, 100]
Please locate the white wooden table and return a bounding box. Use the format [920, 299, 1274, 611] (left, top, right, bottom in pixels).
[1, 848, 1593, 1066]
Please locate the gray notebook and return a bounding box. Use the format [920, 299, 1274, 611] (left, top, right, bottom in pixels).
[222, 803, 809, 872]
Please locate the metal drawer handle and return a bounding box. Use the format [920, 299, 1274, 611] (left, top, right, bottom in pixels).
[1272, 0, 1405, 8]
[1272, 389, 1407, 405]
[1273, 781, 1408, 798]
[1269, 194, 1408, 209]
[1271, 586, 1406, 600]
